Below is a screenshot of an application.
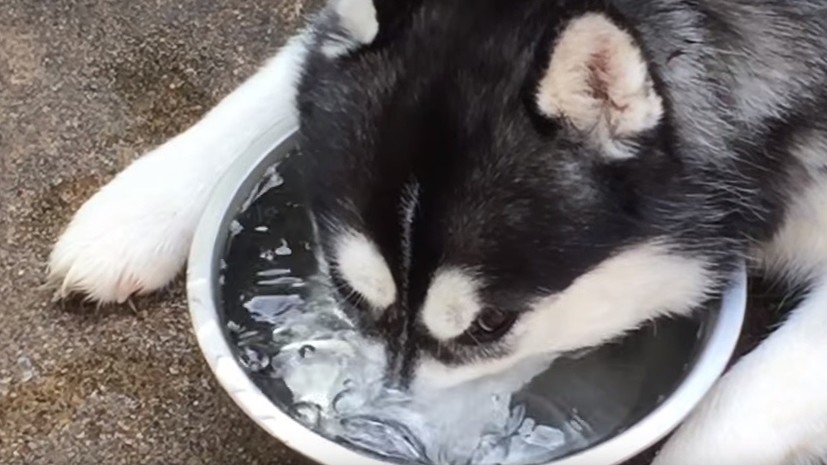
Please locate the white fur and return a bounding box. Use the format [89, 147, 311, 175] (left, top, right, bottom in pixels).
[760, 133, 827, 281]
[322, 0, 379, 57]
[47, 32, 311, 303]
[760, 176, 827, 282]
[421, 268, 484, 341]
[537, 13, 663, 158]
[658, 140, 827, 465]
[46, 8, 827, 462]
[335, 231, 397, 310]
[417, 241, 711, 387]
[333, 0, 378, 45]
[655, 279, 827, 465]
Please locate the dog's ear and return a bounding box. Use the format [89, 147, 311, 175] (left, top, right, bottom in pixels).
[536, 13, 663, 159]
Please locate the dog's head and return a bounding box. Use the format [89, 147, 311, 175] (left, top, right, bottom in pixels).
[297, 0, 722, 389]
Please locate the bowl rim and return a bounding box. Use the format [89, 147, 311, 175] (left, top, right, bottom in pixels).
[186, 124, 747, 465]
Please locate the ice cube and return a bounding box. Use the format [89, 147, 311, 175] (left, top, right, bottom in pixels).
[260, 164, 285, 193]
[506, 403, 527, 436]
[241, 163, 285, 211]
[293, 402, 322, 428]
[518, 418, 536, 437]
[257, 268, 291, 277]
[338, 415, 428, 463]
[272, 341, 355, 406]
[523, 425, 565, 449]
[237, 263, 572, 465]
[332, 389, 367, 414]
[505, 434, 559, 464]
[470, 434, 509, 465]
[257, 275, 305, 287]
[243, 294, 304, 323]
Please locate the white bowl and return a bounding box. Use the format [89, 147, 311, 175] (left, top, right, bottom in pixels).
[187, 124, 746, 465]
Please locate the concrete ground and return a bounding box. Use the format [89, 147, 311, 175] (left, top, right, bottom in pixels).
[0, 1, 776, 464]
[1, 1, 321, 464]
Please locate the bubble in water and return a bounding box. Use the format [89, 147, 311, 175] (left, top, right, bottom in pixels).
[275, 239, 292, 256]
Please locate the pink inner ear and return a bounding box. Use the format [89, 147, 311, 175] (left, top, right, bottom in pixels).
[536, 13, 663, 151]
[587, 50, 633, 114]
[586, 49, 613, 102]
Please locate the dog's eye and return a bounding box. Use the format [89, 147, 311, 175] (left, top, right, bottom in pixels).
[456, 308, 518, 345]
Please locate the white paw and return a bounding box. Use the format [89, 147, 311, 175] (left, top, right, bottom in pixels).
[48, 146, 210, 303]
[47, 31, 310, 303]
[654, 346, 825, 465]
[654, 390, 788, 465]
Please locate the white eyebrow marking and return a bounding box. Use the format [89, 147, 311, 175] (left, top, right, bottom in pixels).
[421, 267, 484, 341]
[335, 231, 397, 310]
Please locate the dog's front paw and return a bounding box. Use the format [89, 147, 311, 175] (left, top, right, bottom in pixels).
[653, 365, 796, 465]
[48, 150, 204, 303]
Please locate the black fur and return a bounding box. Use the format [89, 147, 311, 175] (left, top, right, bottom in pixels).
[296, 0, 812, 381]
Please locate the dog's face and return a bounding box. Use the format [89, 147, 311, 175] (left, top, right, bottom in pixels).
[297, 0, 717, 388]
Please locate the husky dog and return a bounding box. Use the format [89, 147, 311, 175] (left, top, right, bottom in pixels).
[49, 0, 827, 463]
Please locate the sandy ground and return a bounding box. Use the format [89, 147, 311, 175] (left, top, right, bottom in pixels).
[0, 1, 321, 464]
[0, 1, 779, 464]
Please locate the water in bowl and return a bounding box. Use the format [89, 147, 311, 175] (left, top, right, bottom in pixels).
[220, 149, 703, 465]
[236, 270, 568, 464]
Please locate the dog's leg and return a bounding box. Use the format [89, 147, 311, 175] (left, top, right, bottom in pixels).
[48, 32, 311, 303]
[655, 175, 827, 465]
[654, 283, 827, 465]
